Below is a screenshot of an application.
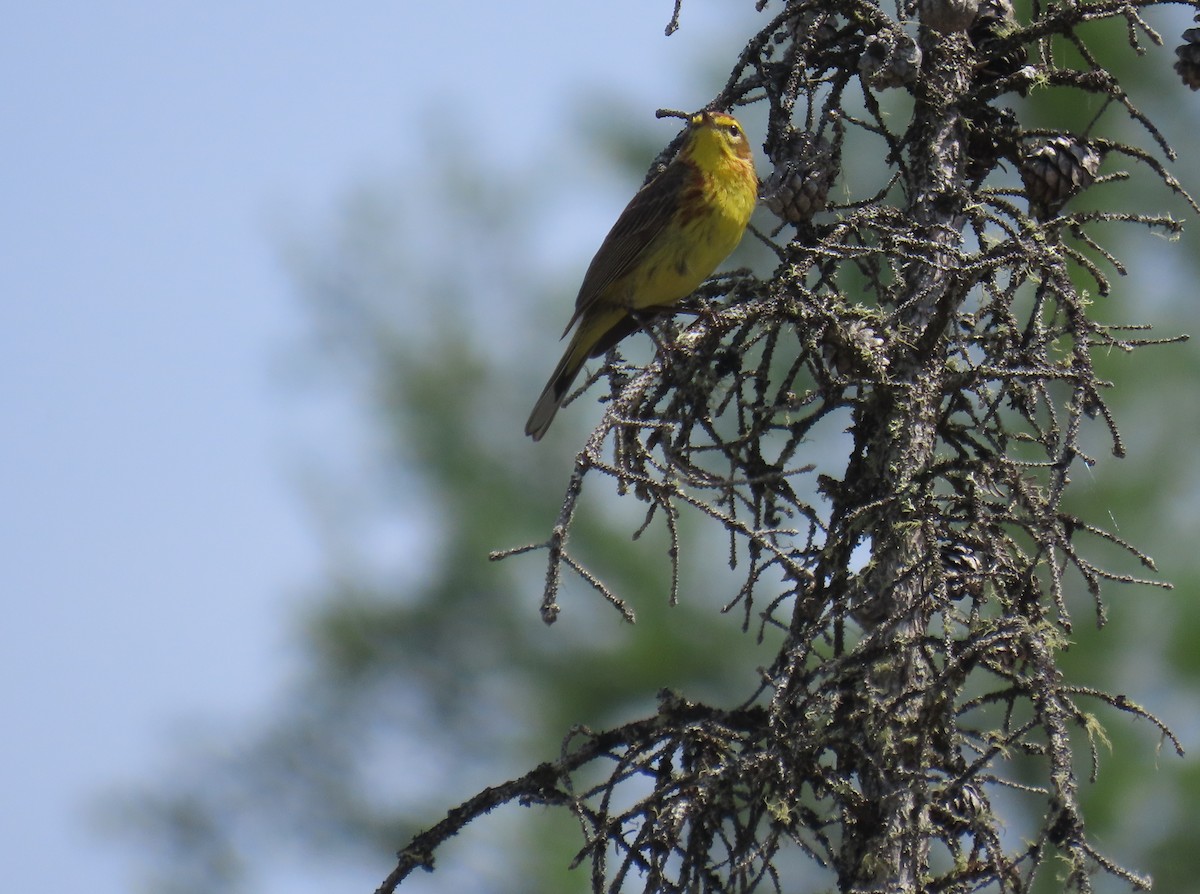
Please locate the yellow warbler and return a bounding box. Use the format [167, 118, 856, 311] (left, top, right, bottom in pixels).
[525, 110, 758, 441]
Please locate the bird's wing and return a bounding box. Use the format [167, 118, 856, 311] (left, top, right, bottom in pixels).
[562, 160, 688, 335]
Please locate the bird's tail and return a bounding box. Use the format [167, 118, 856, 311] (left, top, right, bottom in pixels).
[525, 308, 625, 441]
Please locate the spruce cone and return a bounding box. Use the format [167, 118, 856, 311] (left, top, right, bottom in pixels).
[919, 0, 979, 34]
[1175, 26, 1200, 90]
[860, 29, 922, 90]
[822, 317, 888, 378]
[963, 105, 1021, 181]
[940, 540, 985, 600]
[775, 11, 837, 50]
[969, 0, 1030, 93]
[1020, 136, 1101, 219]
[763, 131, 837, 223]
[765, 11, 838, 60]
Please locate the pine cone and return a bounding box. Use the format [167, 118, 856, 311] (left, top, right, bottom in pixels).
[1175, 26, 1200, 90]
[763, 131, 837, 223]
[1020, 136, 1101, 219]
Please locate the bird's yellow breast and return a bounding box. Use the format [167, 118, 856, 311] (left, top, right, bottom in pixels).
[618, 158, 757, 311]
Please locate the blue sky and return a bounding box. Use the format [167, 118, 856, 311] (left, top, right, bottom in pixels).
[0, 4, 761, 892]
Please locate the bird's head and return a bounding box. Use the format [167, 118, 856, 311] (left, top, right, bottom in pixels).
[685, 110, 754, 165]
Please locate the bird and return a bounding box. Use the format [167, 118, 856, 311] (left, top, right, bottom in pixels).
[524, 109, 758, 441]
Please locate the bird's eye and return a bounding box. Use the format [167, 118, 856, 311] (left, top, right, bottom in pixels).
[726, 124, 742, 138]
